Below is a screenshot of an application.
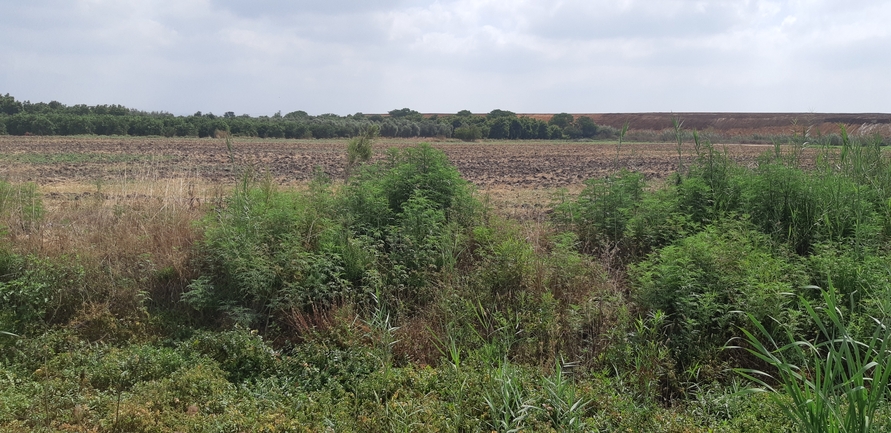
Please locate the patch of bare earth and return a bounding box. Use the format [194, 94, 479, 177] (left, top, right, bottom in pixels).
[0, 136, 820, 216]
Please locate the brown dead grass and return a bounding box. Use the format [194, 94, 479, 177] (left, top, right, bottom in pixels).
[1, 172, 214, 339]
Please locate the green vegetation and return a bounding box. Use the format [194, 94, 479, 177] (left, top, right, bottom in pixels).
[737, 285, 891, 433]
[1, 129, 890, 431]
[0, 94, 614, 141]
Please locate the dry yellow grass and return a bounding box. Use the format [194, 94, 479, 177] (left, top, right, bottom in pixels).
[0, 172, 217, 338]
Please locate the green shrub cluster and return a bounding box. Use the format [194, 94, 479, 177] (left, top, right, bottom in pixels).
[186, 144, 478, 329]
[558, 135, 891, 383]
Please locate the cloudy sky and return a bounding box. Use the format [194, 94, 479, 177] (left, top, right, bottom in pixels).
[1, 0, 889, 116]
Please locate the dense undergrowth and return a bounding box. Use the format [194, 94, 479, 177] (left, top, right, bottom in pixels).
[1, 133, 890, 432]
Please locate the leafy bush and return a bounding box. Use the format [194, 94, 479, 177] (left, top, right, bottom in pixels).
[805, 244, 891, 340]
[186, 179, 348, 327]
[0, 253, 91, 334]
[190, 144, 478, 327]
[624, 187, 694, 255]
[632, 223, 807, 371]
[453, 125, 483, 142]
[346, 124, 378, 174]
[473, 225, 535, 299]
[77, 344, 195, 391]
[339, 144, 478, 310]
[181, 329, 277, 383]
[555, 170, 644, 251]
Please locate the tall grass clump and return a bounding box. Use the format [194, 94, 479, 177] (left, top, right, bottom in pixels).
[0, 180, 43, 233]
[0, 164, 207, 344]
[346, 124, 379, 176]
[736, 285, 891, 433]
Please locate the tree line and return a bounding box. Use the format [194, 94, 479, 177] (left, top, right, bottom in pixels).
[0, 94, 616, 140]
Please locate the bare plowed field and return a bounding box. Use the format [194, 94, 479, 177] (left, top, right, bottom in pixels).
[0, 136, 803, 189]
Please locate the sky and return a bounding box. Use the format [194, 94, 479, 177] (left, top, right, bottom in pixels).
[1, 0, 889, 116]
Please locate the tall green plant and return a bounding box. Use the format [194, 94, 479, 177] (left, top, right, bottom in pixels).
[555, 170, 644, 251]
[673, 117, 685, 172]
[735, 286, 891, 433]
[346, 124, 379, 176]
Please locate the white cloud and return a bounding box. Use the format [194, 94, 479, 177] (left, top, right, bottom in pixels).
[0, 0, 889, 114]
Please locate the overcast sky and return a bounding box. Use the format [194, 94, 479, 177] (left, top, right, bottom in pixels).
[2, 0, 889, 116]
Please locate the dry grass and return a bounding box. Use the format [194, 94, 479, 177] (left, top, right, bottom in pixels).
[1, 170, 220, 338]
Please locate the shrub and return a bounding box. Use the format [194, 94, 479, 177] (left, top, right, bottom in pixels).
[632, 223, 807, 372]
[0, 253, 90, 335]
[341, 144, 479, 312]
[181, 329, 277, 383]
[742, 160, 880, 255]
[190, 144, 479, 328]
[625, 187, 694, 255]
[805, 244, 891, 340]
[474, 225, 535, 299]
[186, 179, 348, 327]
[554, 170, 644, 251]
[346, 124, 378, 175]
[453, 125, 482, 142]
[79, 344, 194, 391]
[378, 143, 474, 219]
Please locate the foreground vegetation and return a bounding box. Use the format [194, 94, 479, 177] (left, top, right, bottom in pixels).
[1, 129, 890, 431]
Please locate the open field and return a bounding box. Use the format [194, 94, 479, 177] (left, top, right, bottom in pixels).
[0, 135, 811, 188]
[0, 135, 814, 221]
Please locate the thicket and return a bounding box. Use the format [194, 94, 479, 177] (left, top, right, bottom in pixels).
[0, 94, 614, 141]
[1, 133, 890, 431]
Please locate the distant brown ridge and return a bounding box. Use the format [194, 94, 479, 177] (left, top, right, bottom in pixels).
[421, 112, 891, 137]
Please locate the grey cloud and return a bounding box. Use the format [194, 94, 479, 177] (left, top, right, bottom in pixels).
[1, 0, 889, 114]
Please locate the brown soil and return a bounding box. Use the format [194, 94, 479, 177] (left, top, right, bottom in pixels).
[521, 113, 891, 138]
[0, 136, 798, 189]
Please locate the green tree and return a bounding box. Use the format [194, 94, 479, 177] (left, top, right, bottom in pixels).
[576, 116, 598, 138]
[0, 94, 23, 115]
[549, 113, 574, 128]
[453, 125, 482, 142]
[487, 109, 516, 121]
[29, 115, 55, 135]
[488, 117, 511, 139]
[57, 115, 93, 135]
[388, 108, 423, 122]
